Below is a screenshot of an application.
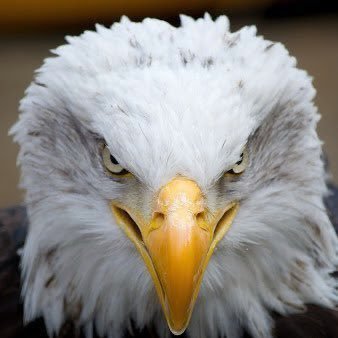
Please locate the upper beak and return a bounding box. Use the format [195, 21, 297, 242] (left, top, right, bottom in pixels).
[111, 177, 238, 335]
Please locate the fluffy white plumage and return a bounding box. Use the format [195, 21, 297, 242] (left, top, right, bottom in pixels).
[11, 14, 338, 338]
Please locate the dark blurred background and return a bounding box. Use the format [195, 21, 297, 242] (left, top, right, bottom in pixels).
[0, 0, 337, 207]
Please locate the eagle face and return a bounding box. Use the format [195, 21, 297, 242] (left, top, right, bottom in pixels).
[12, 14, 338, 338]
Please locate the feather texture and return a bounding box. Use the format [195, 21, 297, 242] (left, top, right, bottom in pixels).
[10, 15, 338, 338]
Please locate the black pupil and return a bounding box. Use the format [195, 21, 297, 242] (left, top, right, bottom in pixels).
[236, 153, 243, 166]
[110, 155, 119, 165]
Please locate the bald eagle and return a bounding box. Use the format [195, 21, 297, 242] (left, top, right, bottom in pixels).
[5, 14, 338, 338]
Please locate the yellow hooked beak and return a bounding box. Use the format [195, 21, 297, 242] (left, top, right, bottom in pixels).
[111, 177, 238, 335]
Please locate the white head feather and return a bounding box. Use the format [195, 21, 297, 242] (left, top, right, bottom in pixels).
[11, 14, 338, 338]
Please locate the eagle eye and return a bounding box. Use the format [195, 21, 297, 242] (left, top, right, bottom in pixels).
[227, 148, 248, 174]
[102, 145, 129, 176]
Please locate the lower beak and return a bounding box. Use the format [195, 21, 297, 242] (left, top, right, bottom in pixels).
[111, 177, 238, 335]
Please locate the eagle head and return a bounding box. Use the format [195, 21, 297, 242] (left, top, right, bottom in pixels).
[11, 14, 338, 338]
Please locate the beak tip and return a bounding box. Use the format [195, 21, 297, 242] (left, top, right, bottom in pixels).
[166, 308, 191, 335]
[168, 323, 188, 336]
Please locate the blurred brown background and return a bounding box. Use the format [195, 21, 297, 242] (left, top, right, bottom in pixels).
[0, 0, 337, 208]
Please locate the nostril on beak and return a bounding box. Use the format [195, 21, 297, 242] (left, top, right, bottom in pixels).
[153, 211, 165, 220]
[196, 210, 205, 219]
[195, 210, 207, 228]
[152, 212, 165, 230]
